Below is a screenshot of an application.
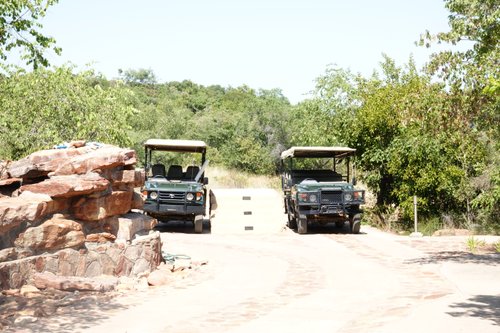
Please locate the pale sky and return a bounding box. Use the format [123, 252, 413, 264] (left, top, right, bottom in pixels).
[40, 0, 453, 104]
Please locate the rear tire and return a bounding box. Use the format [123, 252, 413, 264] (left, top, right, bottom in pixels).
[286, 200, 297, 229]
[349, 213, 361, 234]
[297, 215, 308, 234]
[194, 215, 203, 233]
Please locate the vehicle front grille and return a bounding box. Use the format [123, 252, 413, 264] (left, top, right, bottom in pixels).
[158, 191, 185, 203]
[321, 191, 342, 204]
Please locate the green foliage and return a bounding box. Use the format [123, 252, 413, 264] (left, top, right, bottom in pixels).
[125, 79, 292, 174]
[0, 0, 61, 69]
[495, 241, 500, 253]
[0, 66, 133, 159]
[418, 217, 443, 236]
[118, 68, 157, 85]
[0, 0, 496, 236]
[466, 236, 486, 253]
[310, 49, 497, 229]
[298, 1, 499, 232]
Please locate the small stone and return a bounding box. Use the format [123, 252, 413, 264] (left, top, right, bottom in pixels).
[14, 316, 38, 325]
[20, 285, 40, 297]
[147, 269, 173, 286]
[3, 289, 20, 296]
[135, 277, 149, 291]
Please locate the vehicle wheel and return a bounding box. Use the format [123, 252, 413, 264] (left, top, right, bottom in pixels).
[349, 213, 362, 234]
[335, 221, 345, 228]
[297, 215, 308, 234]
[286, 200, 297, 230]
[194, 215, 203, 233]
[287, 211, 297, 229]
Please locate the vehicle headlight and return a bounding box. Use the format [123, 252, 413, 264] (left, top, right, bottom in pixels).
[150, 192, 158, 200]
[309, 194, 317, 202]
[344, 193, 352, 201]
[186, 193, 195, 201]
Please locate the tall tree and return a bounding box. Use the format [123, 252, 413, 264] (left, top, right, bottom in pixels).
[0, 0, 61, 69]
[419, 0, 499, 228]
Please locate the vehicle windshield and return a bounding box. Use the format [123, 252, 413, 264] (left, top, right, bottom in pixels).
[148, 151, 200, 170]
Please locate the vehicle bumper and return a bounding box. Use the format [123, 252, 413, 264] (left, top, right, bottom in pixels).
[143, 202, 205, 216]
[297, 204, 350, 216]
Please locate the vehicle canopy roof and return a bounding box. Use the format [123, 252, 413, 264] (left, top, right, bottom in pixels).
[144, 139, 207, 153]
[281, 146, 356, 159]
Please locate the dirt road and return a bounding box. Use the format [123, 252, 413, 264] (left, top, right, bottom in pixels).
[10, 224, 500, 333]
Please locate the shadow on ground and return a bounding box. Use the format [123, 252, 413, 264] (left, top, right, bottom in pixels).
[1, 290, 132, 333]
[154, 219, 211, 234]
[447, 294, 500, 325]
[404, 251, 500, 266]
[294, 222, 366, 235]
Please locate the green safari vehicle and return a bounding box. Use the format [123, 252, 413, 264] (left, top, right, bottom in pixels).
[142, 139, 209, 233]
[281, 146, 365, 234]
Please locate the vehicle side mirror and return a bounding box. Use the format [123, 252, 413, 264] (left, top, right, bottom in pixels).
[352, 177, 357, 186]
[203, 177, 209, 185]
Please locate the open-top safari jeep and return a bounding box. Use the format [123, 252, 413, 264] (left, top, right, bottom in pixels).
[281, 146, 365, 234]
[142, 139, 209, 233]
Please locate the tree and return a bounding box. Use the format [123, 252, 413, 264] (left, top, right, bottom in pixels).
[0, 66, 133, 159]
[0, 0, 61, 69]
[419, 0, 499, 230]
[118, 68, 157, 85]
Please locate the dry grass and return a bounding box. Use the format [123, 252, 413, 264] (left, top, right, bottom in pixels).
[207, 166, 281, 189]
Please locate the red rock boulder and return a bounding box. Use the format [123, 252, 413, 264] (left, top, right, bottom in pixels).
[20, 172, 110, 198]
[73, 191, 133, 221]
[14, 214, 85, 252]
[0, 192, 62, 235]
[50, 146, 136, 176]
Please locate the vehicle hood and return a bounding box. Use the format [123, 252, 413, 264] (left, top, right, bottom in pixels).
[145, 180, 203, 192]
[295, 181, 355, 192]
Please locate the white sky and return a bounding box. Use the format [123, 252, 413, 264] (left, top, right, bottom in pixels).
[40, 0, 453, 104]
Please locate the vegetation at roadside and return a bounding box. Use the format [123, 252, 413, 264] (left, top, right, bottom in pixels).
[0, 0, 498, 233]
[466, 236, 486, 253]
[495, 241, 500, 253]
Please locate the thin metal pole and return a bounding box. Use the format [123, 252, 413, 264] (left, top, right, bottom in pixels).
[414, 195, 418, 233]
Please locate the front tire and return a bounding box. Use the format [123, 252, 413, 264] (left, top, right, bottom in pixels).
[297, 215, 308, 234]
[194, 215, 203, 233]
[349, 213, 362, 234]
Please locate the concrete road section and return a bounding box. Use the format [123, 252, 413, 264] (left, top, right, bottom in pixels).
[209, 188, 287, 234]
[15, 226, 500, 333]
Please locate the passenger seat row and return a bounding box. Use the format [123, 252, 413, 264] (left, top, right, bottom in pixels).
[151, 164, 200, 180]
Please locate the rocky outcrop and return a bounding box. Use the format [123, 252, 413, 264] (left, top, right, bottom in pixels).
[7, 144, 136, 180]
[34, 271, 119, 292]
[14, 214, 85, 252]
[0, 142, 159, 291]
[0, 191, 65, 236]
[49, 146, 137, 176]
[20, 173, 110, 198]
[7, 147, 92, 179]
[0, 160, 10, 180]
[73, 191, 133, 221]
[0, 231, 162, 289]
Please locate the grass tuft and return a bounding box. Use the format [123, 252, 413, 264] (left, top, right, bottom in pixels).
[466, 236, 487, 253]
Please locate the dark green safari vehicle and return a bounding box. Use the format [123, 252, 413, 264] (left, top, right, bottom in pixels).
[281, 146, 365, 234]
[142, 139, 209, 233]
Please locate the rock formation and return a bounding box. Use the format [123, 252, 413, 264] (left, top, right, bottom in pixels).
[0, 142, 161, 290]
